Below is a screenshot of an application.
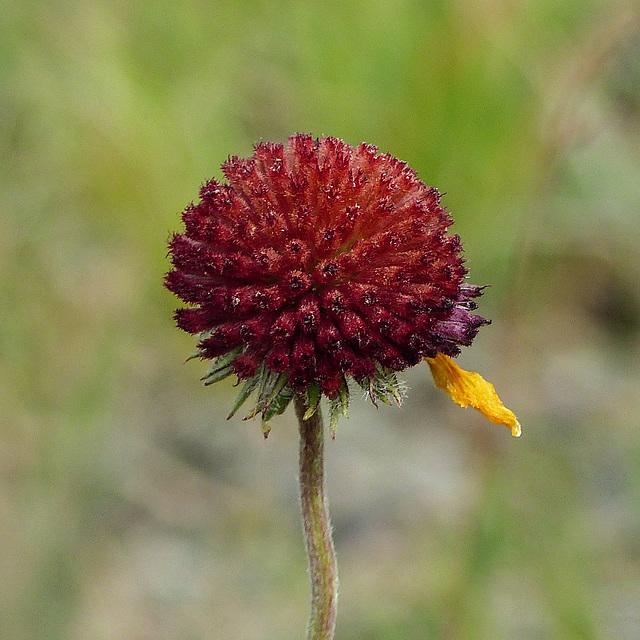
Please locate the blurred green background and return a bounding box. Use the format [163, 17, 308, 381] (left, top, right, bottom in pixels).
[2, 0, 640, 638]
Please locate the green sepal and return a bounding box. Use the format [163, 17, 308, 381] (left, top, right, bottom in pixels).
[381, 367, 403, 406]
[261, 386, 294, 437]
[242, 368, 271, 420]
[375, 388, 394, 406]
[359, 377, 379, 407]
[185, 349, 204, 363]
[303, 382, 321, 420]
[366, 364, 404, 407]
[338, 377, 349, 414]
[202, 365, 234, 386]
[227, 366, 264, 420]
[388, 373, 404, 406]
[265, 385, 294, 420]
[200, 347, 242, 384]
[260, 372, 289, 410]
[243, 371, 286, 421]
[329, 400, 342, 438]
[328, 377, 349, 438]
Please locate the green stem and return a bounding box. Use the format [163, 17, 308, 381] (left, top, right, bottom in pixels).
[294, 394, 338, 640]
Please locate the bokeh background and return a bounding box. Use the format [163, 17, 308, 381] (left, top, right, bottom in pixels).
[2, 0, 640, 638]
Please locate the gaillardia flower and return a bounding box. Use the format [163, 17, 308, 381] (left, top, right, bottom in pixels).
[166, 134, 519, 437]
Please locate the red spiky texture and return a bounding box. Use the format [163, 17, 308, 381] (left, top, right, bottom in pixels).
[166, 134, 488, 423]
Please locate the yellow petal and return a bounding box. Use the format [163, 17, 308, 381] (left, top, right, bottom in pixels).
[425, 353, 521, 437]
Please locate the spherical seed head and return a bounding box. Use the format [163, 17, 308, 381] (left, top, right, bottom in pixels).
[165, 134, 489, 430]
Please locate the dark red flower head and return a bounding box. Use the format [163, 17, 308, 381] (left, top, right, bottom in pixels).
[166, 134, 489, 433]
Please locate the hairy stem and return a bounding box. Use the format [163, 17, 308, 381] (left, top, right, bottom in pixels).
[294, 394, 338, 640]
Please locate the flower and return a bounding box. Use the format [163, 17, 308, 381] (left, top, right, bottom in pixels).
[166, 134, 519, 436]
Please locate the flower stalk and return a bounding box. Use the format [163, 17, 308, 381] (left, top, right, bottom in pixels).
[295, 394, 338, 640]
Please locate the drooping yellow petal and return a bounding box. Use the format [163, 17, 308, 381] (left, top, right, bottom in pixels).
[426, 353, 521, 437]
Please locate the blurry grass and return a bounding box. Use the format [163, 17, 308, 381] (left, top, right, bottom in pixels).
[2, 0, 640, 638]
